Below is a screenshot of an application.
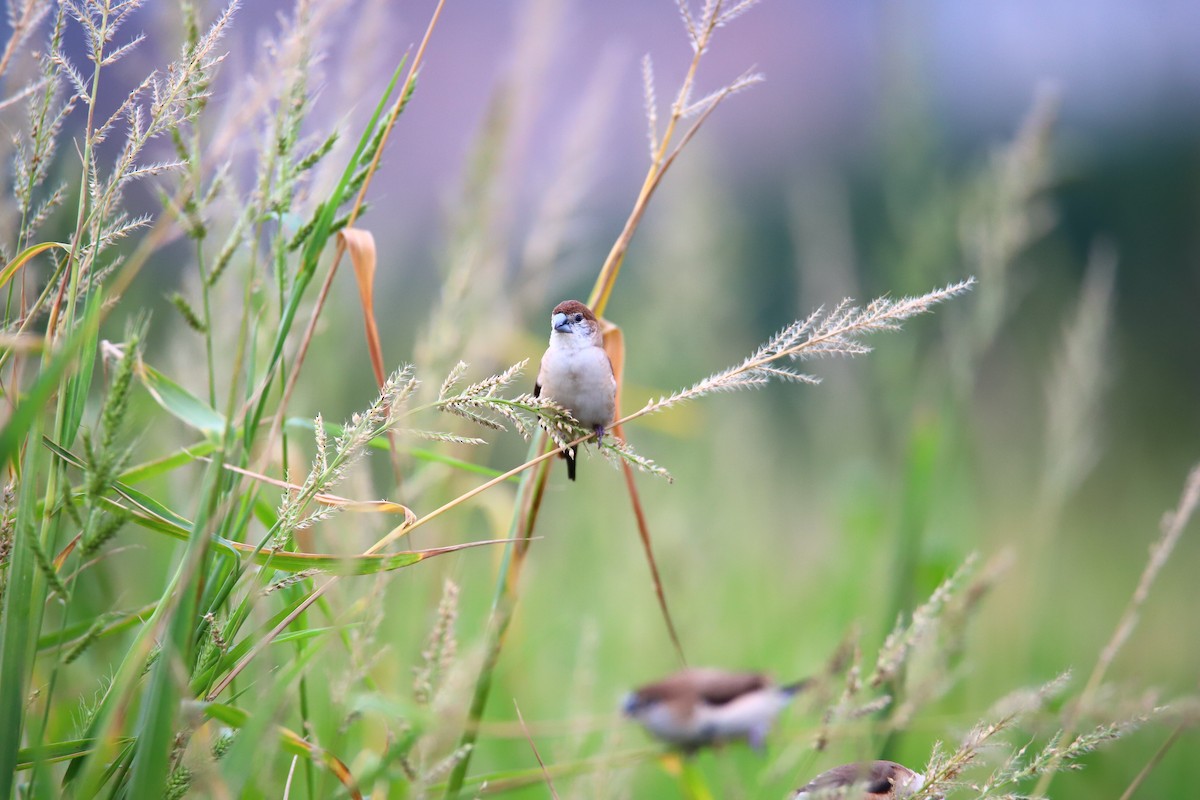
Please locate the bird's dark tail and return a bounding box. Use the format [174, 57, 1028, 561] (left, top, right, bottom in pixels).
[566, 445, 577, 481]
[781, 678, 811, 697]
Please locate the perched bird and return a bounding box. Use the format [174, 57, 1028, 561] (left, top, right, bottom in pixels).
[622, 668, 808, 753]
[792, 761, 934, 799]
[534, 299, 616, 481]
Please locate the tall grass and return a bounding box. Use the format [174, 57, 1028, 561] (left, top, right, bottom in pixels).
[0, 1, 1195, 798]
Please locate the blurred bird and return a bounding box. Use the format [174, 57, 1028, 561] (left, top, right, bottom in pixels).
[534, 300, 616, 481]
[622, 668, 808, 753]
[792, 760, 934, 799]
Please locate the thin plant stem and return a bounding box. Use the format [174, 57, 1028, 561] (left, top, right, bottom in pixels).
[514, 699, 561, 800]
[1117, 718, 1192, 800]
[587, 1, 725, 318]
[0, 0, 42, 81]
[618, 431, 685, 664]
[443, 443, 548, 796]
[1034, 463, 1200, 796]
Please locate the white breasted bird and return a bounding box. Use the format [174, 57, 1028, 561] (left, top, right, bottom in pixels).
[622, 668, 809, 753]
[792, 761, 935, 799]
[534, 300, 616, 481]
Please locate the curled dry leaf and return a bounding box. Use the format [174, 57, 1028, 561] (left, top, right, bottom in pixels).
[339, 227, 386, 389]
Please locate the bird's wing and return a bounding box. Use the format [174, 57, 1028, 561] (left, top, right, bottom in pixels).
[692, 671, 769, 706]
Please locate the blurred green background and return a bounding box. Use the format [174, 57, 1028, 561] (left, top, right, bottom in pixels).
[320, 3, 1200, 794]
[5, 0, 1198, 797]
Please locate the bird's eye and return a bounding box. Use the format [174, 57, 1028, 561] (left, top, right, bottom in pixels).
[573, 313, 583, 322]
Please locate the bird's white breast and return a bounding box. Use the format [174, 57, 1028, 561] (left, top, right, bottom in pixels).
[537, 336, 615, 428]
[693, 688, 791, 741]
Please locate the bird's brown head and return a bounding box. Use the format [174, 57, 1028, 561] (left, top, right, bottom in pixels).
[550, 300, 598, 334]
[552, 300, 596, 319]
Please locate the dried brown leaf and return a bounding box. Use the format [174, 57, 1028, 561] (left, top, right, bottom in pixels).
[340, 227, 386, 388]
[602, 318, 685, 664]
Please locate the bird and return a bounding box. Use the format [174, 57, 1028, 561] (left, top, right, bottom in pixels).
[534, 299, 616, 481]
[792, 760, 935, 799]
[621, 668, 809, 753]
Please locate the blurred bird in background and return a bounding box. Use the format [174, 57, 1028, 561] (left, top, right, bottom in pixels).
[792, 760, 935, 799]
[622, 668, 808, 752]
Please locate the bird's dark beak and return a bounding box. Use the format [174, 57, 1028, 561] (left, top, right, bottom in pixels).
[552, 312, 571, 333]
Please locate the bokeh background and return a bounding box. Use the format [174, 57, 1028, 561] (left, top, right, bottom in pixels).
[5, 0, 1198, 797]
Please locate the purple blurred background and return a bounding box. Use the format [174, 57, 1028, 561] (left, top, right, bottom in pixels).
[193, 0, 1200, 250]
[316, 2, 1194, 222]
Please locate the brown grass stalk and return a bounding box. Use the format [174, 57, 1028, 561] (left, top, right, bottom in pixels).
[515, 699, 561, 800]
[617, 430, 686, 664]
[587, 1, 749, 318]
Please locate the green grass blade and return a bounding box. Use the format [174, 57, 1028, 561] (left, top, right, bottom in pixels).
[200, 700, 366, 799]
[37, 604, 156, 652]
[61, 313, 99, 449]
[0, 241, 68, 289]
[16, 738, 135, 770]
[216, 626, 335, 795]
[245, 57, 407, 442]
[443, 435, 545, 797]
[116, 439, 220, 485]
[0, 443, 50, 800]
[126, 454, 223, 797]
[136, 357, 227, 436]
[0, 293, 100, 471]
[65, 454, 222, 795]
[97, 741, 135, 798]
